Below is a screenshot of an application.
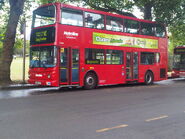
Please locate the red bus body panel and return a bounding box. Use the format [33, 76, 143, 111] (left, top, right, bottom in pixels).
[28, 3, 168, 87]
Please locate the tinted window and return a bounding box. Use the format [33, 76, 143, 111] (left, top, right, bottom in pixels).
[85, 12, 104, 29]
[33, 5, 55, 27]
[155, 24, 166, 37]
[106, 16, 123, 32]
[61, 8, 83, 26]
[85, 49, 105, 64]
[141, 22, 155, 36]
[141, 52, 155, 65]
[124, 19, 139, 34]
[30, 46, 57, 68]
[173, 54, 185, 70]
[106, 50, 123, 64]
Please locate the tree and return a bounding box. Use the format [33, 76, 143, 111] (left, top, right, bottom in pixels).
[0, 0, 62, 84]
[37, 0, 69, 4]
[0, 27, 5, 56]
[82, 0, 135, 17]
[169, 22, 185, 54]
[0, 0, 26, 84]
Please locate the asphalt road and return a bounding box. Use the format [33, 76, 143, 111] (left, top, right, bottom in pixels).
[0, 79, 185, 139]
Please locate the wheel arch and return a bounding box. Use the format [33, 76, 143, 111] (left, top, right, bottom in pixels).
[145, 69, 154, 77]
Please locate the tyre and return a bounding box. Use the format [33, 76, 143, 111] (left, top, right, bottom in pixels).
[84, 72, 97, 89]
[145, 71, 154, 85]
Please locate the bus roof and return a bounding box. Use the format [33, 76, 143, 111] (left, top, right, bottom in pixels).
[35, 2, 162, 25]
[176, 45, 185, 48]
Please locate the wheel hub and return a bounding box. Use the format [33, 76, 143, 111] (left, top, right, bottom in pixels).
[86, 76, 94, 85]
[146, 74, 152, 83]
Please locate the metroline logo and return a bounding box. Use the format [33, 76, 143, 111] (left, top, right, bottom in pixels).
[64, 31, 79, 36]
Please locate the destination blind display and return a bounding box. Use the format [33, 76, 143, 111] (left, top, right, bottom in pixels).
[174, 48, 185, 53]
[30, 26, 55, 45]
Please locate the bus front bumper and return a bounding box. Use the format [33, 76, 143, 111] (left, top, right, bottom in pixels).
[28, 79, 59, 87]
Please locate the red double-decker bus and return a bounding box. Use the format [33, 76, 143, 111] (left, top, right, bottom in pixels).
[28, 3, 168, 89]
[172, 46, 185, 78]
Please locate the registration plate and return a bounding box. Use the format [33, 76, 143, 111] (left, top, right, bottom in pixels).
[35, 81, 41, 85]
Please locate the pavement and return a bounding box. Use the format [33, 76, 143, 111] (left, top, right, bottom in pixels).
[0, 83, 40, 90]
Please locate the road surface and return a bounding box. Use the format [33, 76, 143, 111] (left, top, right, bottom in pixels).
[0, 78, 185, 139]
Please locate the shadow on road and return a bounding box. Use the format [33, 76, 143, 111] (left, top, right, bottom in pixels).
[30, 83, 149, 95]
[31, 77, 185, 95]
[1, 78, 184, 99]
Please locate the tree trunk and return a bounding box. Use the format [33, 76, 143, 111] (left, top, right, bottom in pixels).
[144, 3, 152, 20]
[0, 0, 25, 85]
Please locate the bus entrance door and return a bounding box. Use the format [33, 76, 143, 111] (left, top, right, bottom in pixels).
[60, 48, 79, 85]
[126, 52, 139, 82]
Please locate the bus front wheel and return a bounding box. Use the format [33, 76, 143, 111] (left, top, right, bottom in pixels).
[84, 72, 97, 89]
[145, 71, 154, 85]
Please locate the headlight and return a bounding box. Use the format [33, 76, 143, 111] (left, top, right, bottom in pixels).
[48, 74, 51, 79]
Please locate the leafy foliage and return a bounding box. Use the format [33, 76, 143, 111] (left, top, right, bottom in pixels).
[37, 0, 69, 4]
[82, 0, 135, 17]
[151, 0, 185, 25]
[0, 27, 5, 56]
[169, 23, 185, 48]
[0, 0, 5, 9]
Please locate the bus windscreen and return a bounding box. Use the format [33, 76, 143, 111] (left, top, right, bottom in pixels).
[30, 46, 57, 68]
[33, 5, 55, 28]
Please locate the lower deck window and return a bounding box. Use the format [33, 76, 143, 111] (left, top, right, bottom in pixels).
[85, 48, 105, 64]
[141, 52, 155, 65]
[85, 48, 123, 64]
[106, 50, 123, 64]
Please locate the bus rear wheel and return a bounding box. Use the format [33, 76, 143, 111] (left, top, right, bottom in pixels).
[145, 71, 154, 85]
[84, 72, 97, 90]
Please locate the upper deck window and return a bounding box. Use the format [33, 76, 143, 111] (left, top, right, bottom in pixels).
[124, 19, 139, 34]
[33, 5, 55, 28]
[84, 12, 104, 29]
[141, 22, 155, 36]
[61, 8, 83, 26]
[155, 24, 166, 37]
[106, 16, 123, 32]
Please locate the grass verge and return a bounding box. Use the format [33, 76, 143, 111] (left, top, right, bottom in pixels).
[11, 57, 29, 82]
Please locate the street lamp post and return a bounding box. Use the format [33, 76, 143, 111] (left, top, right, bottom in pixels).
[23, 21, 26, 84]
[21, 20, 26, 84]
